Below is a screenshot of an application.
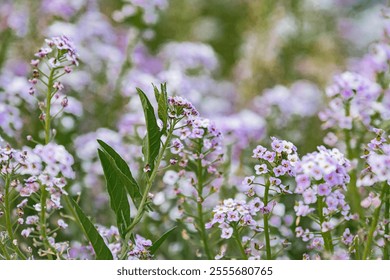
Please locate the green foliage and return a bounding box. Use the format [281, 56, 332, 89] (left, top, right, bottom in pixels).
[136, 88, 162, 173]
[97, 140, 142, 208]
[155, 83, 168, 134]
[70, 198, 113, 260]
[98, 148, 132, 238]
[150, 226, 177, 255]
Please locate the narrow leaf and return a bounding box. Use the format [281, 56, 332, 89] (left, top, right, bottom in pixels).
[149, 226, 177, 255]
[156, 84, 168, 134]
[97, 140, 142, 207]
[153, 83, 160, 103]
[70, 198, 113, 260]
[98, 149, 131, 238]
[136, 88, 161, 172]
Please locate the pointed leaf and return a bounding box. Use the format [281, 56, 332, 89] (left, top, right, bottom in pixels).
[136, 88, 161, 172]
[150, 226, 177, 255]
[153, 83, 160, 103]
[70, 198, 113, 260]
[156, 84, 168, 134]
[98, 149, 131, 238]
[97, 140, 142, 207]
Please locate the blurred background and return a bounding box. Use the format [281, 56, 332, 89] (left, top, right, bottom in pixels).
[0, 0, 388, 259]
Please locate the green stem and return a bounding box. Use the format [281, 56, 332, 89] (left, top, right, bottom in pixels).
[0, 239, 11, 260]
[4, 176, 26, 259]
[196, 151, 212, 259]
[233, 229, 248, 260]
[353, 236, 360, 260]
[318, 197, 334, 253]
[384, 186, 389, 260]
[362, 184, 387, 260]
[197, 198, 212, 259]
[44, 68, 55, 143]
[0, 29, 12, 71]
[120, 125, 175, 259]
[39, 68, 57, 259]
[126, 130, 173, 232]
[39, 183, 54, 259]
[343, 101, 363, 218]
[263, 180, 272, 260]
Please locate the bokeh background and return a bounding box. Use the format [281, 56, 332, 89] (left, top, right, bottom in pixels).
[0, 0, 388, 259]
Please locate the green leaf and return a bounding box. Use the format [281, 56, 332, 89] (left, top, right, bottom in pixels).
[153, 83, 160, 102]
[97, 140, 142, 208]
[136, 88, 161, 172]
[149, 226, 177, 255]
[98, 149, 131, 238]
[156, 84, 168, 134]
[70, 198, 113, 260]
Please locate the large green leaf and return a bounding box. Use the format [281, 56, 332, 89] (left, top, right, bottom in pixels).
[149, 226, 177, 255]
[70, 198, 113, 260]
[98, 149, 131, 238]
[137, 88, 162, 172]
[97, 140, 142, 207]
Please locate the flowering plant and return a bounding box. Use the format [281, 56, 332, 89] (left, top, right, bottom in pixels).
[1, 0, 390, 260]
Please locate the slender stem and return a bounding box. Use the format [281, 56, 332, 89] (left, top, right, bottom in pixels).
[113, 32, 137, 96]
[318, 197, 334, 253]
[362, 184, 387, 260]
[197, 198, 212, 259]
[120, 125, 175, 259]
[263, 180, 272, 260]
[44, 68, 55, 143]
[125, 129, 173, 232]
[39, 68, 56, 259]
[195, 150, 212, 259]
[343, 101, 363, 218]
[384, 186, 389, 260]
[39, 183, 53, 259]
[0, 28, 12, 71]
[353, 236, 360, 260]
[233, 229, 248, 260]
[4, 176, 26, 259]
[0, 239, 11, 260]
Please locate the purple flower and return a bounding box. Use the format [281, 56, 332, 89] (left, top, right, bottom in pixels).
[342, 228, 354, 246]
[273, 165, 286, 177]
[263, 151, 276, 162]
[317, 183, 331, 196]
[227, 211, 240, 222]
[295, 174, 311, 192]
[252, 145, 267, 159]
[294, 201, 314, 216]
[220, 225, 233, 239]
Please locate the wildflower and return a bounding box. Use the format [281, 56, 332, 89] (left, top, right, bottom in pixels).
[58, 219, 68, 229]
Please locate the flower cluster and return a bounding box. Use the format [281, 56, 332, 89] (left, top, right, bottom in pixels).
[14, 143, 75, 210]
[33, 35, 78, 67]
[293, 146, 352, 255]
[362, 129, 390, 184]
[294, 146, 351, 218]
[167, 96, 223, 180]
[206, 198, 264, 239]
[28, 35, 79, 129]
[254, 81, 322, 126]
[319, 71, 382, 130]
[127, 234, 153, 260]
[243, 137, 298, 197]
[0, 141, 75, 258]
